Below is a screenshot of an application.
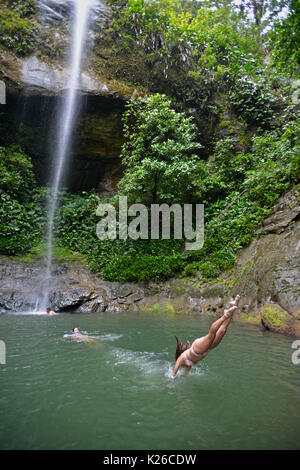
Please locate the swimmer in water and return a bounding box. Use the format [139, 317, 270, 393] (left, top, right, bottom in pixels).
[71, 327, 83, 337]
[69, 328, 97, 343]
[172, 294, 241, 377]
[46, 307, 56, 315]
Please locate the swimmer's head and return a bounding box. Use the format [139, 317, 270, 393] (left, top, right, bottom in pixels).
[72, 328, 79, 334]
[46, 308, 50, 313]
[175, 336, 191, 361]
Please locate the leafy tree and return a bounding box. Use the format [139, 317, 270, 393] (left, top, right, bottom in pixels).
[0, 191, 45, 254]
[0, 145, 46, 255]
[109, 0, 264, 82]
[118, 94, 202, 204]
[0, 145, 36, 200]
[229, 77, 280, 128]
[270, 0, 300, 76]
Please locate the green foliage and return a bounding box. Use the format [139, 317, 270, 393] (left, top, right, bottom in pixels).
[16, 242, 87, 264]
[184, 120, 299, 278]
[55, 190, 184, 281]
[0, 190, 45, 255]
[109, 0, 263, 81]
[55, 191, 101, 254]
[242, 122, 300, 204]
[7, 0, 38, 16]
[0, 145, 36, 200]
[269, 0, 300, 77]
[183, 248, 235, 279]
[0, 146, 46, 255]
[101, 252, 183, 282]
[204, 138, 248, 196]
[118, 94, 202, 204]
[229, 77, 280, 128]
[0, 0, 39, 55]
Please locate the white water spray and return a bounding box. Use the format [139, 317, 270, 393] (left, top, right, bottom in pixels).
[39, 0, 97, 311]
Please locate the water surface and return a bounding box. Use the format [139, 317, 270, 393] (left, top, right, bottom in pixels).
[0, 311, 299, 450]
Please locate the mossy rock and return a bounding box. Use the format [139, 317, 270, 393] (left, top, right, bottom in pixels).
[260, 302, 294, 334]
[138, 297, 176, 314]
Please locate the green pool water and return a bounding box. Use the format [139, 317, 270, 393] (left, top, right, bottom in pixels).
[0, 311, 299, 450]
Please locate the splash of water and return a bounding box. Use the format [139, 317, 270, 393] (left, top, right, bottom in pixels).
[38, 0, 97, 311]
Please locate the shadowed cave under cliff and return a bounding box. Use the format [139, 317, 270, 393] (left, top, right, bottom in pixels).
[1, 87, 125, 195]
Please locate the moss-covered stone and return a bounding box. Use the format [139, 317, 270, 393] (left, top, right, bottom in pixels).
[138, 297, 176, 314]
[259, 303, 294, 334]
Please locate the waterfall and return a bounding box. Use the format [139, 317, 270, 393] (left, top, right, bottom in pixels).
[38, 0, 98, 312]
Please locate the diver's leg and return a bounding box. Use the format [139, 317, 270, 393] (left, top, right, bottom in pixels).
[193, 305, 238, 354]
[209, 316, 232, 350]
[208, 295, 240, 350]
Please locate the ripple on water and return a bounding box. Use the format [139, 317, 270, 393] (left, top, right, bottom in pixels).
[94, 334, 123, 341]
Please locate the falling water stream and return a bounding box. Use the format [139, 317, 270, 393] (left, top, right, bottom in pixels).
[38, 0, 98, 311]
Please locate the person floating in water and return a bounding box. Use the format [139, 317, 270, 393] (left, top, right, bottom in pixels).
[172, 294, 241, 377]
[66, 328, 97, 344]
[46, 307, 56, 315]
[71, 327, 83, 338]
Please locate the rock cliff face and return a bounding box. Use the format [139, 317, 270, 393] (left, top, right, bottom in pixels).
[0, 257, 149, 314]
[0, 188, 299, 336]
[230, 188, 300, 335]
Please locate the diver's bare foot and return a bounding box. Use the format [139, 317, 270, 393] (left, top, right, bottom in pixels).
[229, 294, 241, 308]
[224, 305, 238, 318]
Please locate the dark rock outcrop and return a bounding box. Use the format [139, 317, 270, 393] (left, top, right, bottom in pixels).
[0, 257, 150, 314]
